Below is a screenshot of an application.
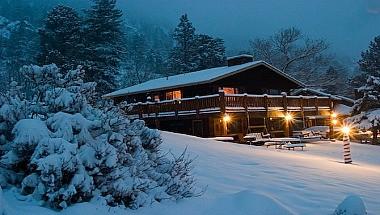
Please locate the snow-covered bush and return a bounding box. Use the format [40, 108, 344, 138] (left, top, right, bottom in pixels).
[333, 195, 367, 215]
[0, 64, 197, 209]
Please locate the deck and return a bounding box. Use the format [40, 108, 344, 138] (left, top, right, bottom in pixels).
[123, 91, 334, 119]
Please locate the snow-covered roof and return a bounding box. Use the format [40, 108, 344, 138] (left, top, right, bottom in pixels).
[333, 104, 353, 115]
[104, 61, 305, 98]
[226, 54, 253, 61]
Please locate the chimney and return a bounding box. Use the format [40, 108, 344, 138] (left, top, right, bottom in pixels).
[227, 54, 254, 67]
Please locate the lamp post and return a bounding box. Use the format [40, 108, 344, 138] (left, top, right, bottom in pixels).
[342, 126, 352, 164]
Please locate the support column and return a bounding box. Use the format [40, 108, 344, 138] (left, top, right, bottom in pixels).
[283, 92, 290, 137]
[219, 90, 227, 136]
[329, 97, 335, 140]
[244, 93, 249, 134]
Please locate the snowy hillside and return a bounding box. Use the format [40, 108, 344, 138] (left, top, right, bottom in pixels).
[1, 131, 379, 214]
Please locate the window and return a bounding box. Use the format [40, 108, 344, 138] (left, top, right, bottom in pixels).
[220, 87, 238, 94]
[154, 95, 160, 102]
[165, 90, 182, 100]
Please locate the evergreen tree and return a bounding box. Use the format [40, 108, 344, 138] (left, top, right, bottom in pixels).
[121, 32, 163, 86]
[38, 5, 83, 71]
[321, 66, 348, 95]
[0, 16, 38, 90]
[195, 34, 225, 70]
[347, 36, 380, 144]
[84, 0, 124, 94]
[358, 36, 380, 77]
[169, 14, 197, 75]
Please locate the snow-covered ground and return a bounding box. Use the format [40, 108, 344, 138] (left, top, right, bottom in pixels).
[2, 131, 380, 215]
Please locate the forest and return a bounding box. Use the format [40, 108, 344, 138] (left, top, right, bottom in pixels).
[0, 0, 373, 98]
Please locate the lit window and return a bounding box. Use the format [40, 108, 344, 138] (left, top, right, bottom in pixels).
[221, 87, 238, 94]
[165, 90, 182, 100]
[154, 95, 160, 102]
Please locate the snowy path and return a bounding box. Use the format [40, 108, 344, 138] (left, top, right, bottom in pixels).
[2, 131, 380, 215]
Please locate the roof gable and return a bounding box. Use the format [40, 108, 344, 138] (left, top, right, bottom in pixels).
[104, 61, 305, 98]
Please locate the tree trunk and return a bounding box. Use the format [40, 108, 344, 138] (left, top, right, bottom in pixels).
[372, 126, 379, 145]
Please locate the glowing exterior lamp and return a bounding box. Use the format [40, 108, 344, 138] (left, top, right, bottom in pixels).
[223, 114, 231, 123]
[341, 125, 352, 164]
[332, 119, 338, 126]
[284, 113, 293, 122]
[342, 126, 350, 135]
[331, 112, 338, 118]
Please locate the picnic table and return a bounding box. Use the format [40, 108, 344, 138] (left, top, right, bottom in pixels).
[264, 137, 303, 149]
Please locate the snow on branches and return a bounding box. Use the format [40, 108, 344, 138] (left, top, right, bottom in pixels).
[0, 64, 197, 209]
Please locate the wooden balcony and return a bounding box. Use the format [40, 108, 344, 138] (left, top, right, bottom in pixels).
[123, 91, 334, 119]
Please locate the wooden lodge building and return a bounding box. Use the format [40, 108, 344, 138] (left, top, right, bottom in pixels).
[104, 55, 353, 140]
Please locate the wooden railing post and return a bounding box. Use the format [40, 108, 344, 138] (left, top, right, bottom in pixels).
[282, 92, 290, 137]
[314, 96, 319, 116]
[243, 93, 249, 134]
[263, 94, 269, 134]
[300, 95, 305, 129]
[195, 96, 200, 117]
[219, 90, 226, 114]
[329, 96, 334, 139]
[175, 100, 179, 117]
[282, 92, 288, 112]
[243, 93, 248, 113]
[219, 90, 227, 136]
[137, 102, 143, 119]
[154, 100, 160, 129]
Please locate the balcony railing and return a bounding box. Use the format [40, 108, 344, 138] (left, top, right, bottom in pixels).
[123, 91, 334, 119]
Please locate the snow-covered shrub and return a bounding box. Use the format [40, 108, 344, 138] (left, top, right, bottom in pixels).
[0, 64, 197, 209]
[333, 195, 367, 215]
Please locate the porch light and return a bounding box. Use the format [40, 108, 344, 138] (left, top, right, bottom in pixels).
[342, 126, 351, 135]
[331, 112, 338, 118]
[284, 113, 293, 122]
[332, 119, 338, 125]
[223, 114, 231, 123]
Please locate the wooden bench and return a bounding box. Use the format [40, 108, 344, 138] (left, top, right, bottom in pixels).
[283, 143, 306, 151]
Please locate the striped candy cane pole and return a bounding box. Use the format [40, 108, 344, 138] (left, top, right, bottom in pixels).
[343, 133, 352, 164]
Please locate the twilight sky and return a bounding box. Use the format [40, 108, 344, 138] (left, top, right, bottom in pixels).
[119, 0, 380, 61]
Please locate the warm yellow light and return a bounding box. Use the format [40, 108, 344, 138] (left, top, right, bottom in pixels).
[331, 112, 338, 118]
[332, 119, 338, 125]
[284, 113, 293, 122]
[342, 126, 351, 135]
[223, 114, 231, 123]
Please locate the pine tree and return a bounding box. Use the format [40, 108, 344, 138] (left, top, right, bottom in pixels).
[0, 17, 38, 89]
[359, 36, 380, 77]
[84, 0, 124, 94]
[321, 66, 347, 95]
[195, 34, 225, 71]
[121, 32, 162, 86]
[347, 36, 380, 144]
[169, 14, 197, 75]
[38, 5, 83, 71]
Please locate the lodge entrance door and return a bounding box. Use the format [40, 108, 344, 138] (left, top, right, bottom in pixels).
[192, 120, 204, 137]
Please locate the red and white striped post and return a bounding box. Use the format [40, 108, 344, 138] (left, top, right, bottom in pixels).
[342, 126, 352, 164]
